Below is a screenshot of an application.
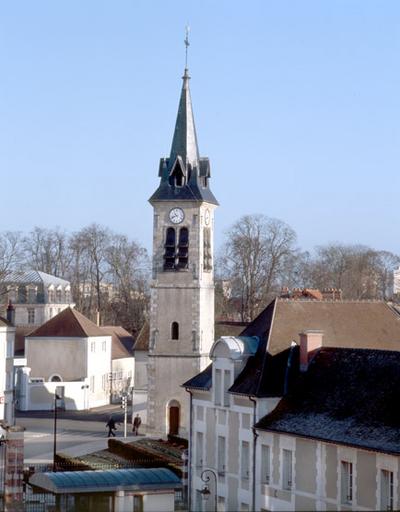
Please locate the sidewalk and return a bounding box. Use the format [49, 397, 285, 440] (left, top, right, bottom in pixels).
[17, 403, 125, 422]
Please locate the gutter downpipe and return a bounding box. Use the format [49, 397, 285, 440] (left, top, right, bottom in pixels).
[187, 388, 193, 511]
[249, 395, 258, 512]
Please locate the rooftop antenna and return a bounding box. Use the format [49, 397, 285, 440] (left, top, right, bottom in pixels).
[184, 25, 190, 69]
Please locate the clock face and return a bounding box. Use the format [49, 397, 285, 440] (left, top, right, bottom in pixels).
[204, 209, 210, 225]
[169, 207, 185, 224]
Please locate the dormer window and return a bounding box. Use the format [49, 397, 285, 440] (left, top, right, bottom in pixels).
[169, 158, 186, 188]
[18, 286, 27, 304]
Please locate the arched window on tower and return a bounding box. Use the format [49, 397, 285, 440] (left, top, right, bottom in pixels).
[164, 227, 176, 270]
[203, 228, 212, 271]
[177, 227, 189, 270]
[171, 322, 179, 340]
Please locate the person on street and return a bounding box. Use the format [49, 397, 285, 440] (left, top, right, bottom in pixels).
[106, 416, 117, 437]
[132, 413, 142, 436]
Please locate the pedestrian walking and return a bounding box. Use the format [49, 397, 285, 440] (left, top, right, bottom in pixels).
[106, 416, 117, 437]
[132, 413, 142, 436]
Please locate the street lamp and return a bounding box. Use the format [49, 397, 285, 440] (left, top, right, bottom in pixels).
[52, 389, 62, 472]
[108, 372, 113, 403]
[200, 468, 218, 511]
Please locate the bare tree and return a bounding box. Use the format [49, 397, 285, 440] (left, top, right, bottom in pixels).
[305, 244, 400, 300]
[22, 227, 72, 277]
[69, 224, 111, 321]
[220, 214, 298, 321]
[105, 234, 150, 333]
[0, 232, 24, 298]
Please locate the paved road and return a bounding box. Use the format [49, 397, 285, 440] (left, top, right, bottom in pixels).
[16, 406, 141, 464]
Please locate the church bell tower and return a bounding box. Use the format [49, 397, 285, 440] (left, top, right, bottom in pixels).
[147, 56, 218, 437]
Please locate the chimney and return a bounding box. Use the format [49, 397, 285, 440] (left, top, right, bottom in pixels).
[299, 330, 323, 371]
[96, 310, 100, 327]
[6, 301, 15, 326]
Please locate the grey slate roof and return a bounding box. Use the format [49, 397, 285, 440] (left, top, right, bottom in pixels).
[1, 270, 70, 287]
[29, 467, 181, 494]
[149, 68, 218, 206]
[169, 68, 199, 168]
[183, 364, 212, 390]
[255, 348, 400, 455]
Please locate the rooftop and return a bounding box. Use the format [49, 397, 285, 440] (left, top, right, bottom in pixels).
[1, 270, 70, 287]
[255, 347, 400, 455]
[29, 467, 181, 494]
[28, 307, 106, 338]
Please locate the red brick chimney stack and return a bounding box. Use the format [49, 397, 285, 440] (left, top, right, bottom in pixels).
[299, 330, 324, 371]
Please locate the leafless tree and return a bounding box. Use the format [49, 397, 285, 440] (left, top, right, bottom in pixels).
[104, 234, 150, 334]
[219, 214, 298, 321]
[0, 232, 24, 298]
[22, 227, 72, 277]
[306, 244, 400, 300]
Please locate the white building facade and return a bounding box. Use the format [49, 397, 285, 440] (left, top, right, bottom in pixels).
[19, 307, 111, 411]
[0, 270, 74, 327]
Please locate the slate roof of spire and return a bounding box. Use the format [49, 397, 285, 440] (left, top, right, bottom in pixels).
[149, 68, 218, 205]
[170, 68, 199, 167]
[28, 307, 105, 338]
[255, 347, 400, 455]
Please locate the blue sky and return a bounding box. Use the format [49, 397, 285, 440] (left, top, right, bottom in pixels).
[1, 1, 399, 254]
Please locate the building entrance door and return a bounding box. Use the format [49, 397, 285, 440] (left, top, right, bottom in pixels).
[168, 403, 180, 435]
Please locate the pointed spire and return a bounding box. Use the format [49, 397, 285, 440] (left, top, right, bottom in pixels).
[169, 29, 200, 168]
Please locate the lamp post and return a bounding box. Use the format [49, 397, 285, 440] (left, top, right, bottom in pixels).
[200, 468, 218, 511]
[52, 390, 61, 472]
[108, 372, 113, 403]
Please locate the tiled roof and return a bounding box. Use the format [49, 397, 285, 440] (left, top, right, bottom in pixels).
[28, 307, 105, 338]
[215, 321, 249, 339]
[101, 326, 134, 359]
[230, 298, 400, 397]
[268, 299, 400, 355]
[1, 270, 70, 286]
[255, 348, 400, 455]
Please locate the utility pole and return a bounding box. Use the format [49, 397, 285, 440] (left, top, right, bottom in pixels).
[121, 393, 128, 438]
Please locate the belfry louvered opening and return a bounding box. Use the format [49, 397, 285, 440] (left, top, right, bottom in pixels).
[203, 227, 212, 271]
[163, 227, 189, 270]
[164, 227, 176, 270]
[177, 228, 189, 269]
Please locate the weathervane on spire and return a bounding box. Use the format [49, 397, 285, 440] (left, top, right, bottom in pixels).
[184, 25, 190, 69]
